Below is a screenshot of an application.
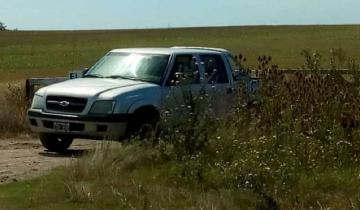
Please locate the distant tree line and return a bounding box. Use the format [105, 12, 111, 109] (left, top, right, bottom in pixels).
[0, 22, 7, 31]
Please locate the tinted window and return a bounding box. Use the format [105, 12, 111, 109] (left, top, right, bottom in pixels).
[166, 55, 200, 86]
[200, 54, 229, 84]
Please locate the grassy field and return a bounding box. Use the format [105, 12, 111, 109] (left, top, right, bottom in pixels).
[0, 25, 359, 81]
[1, 25, 360, 209]
[0, 143, 359, 210]
[0, 146, 262, 210]
[1, 61, 360, 209]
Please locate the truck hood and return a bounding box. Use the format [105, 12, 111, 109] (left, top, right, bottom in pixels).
[41, 78, 151, 98]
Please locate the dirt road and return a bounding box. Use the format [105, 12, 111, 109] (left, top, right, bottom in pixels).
[0, 137, 97, 184]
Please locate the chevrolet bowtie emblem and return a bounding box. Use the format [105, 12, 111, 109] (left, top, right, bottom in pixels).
[59, 101, 70, 107]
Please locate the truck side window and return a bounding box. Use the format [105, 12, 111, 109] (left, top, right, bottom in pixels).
[200, 54, 229, 84]
[167, 55, 200, 86]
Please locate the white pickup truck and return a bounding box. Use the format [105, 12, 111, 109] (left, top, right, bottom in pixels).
[28, 47, 258, 152]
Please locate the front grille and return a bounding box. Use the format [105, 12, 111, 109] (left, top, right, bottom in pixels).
[46, 96, 87, 113]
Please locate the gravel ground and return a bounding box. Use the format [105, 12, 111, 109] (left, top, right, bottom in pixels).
[0, 137, 97, 184]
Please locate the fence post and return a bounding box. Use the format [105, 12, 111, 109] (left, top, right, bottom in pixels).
[25, 79, 34, 102]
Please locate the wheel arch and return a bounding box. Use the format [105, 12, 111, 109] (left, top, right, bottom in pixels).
[125, 105, 160, 139]
[128, 99, 160, 116]
[130, 105, 160, 121]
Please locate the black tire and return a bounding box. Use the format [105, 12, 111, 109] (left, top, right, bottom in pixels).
[39, 133, 73, 152]
[126, 112, 159, 141]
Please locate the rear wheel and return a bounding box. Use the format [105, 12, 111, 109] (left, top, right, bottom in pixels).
[39, 133, 73, 152]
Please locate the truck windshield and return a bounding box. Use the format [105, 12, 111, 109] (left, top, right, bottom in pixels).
[85, 52, 170, 84]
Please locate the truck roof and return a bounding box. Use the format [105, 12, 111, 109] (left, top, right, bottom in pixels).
[110, 47, 230, 55]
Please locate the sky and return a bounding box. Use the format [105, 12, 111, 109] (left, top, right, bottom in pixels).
[0, 0, 359, 30]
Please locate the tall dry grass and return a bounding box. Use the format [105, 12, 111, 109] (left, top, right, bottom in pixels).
[51, 142, 259, 210]
[0, 82, 30, 136]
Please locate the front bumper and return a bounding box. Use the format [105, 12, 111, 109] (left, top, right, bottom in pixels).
[28, 109, 130, 139]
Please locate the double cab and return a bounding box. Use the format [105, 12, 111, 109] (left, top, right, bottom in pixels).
[28, 47, 258, 152]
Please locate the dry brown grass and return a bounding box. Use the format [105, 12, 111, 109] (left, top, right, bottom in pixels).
[0, 82, 30, 137]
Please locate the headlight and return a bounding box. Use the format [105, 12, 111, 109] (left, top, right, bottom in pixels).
[89, 100, 116, 114]
[31, 94, 45, 109]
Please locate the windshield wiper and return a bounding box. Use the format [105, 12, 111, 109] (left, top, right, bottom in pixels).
[105, 75, 148, 83]
[83, 74, 105, 78]
[105, 75, 131, 79]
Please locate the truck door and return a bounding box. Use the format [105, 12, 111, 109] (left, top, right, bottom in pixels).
[162, 54, 203, 108]
[198, 53, 234, 115]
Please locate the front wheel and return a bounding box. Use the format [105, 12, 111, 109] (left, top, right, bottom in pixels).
[39, 133, 73, 152]
[127, 117, 158, 140]
[126, 112, 159, 142]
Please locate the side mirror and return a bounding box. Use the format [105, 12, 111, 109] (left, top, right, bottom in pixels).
[83, 67, 90, 75]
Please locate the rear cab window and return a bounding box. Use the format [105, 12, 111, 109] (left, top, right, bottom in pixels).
[199, 54, 229, 84]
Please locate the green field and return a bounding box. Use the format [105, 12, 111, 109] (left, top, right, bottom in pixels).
[1, 25, 360, 209]
[0, 25, 359, 81]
